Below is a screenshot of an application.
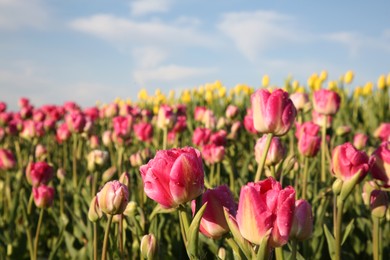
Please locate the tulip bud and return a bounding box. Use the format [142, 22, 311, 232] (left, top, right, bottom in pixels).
[373, 123, 390, 142]
[119, 172, 130, 187]
[0, 149, 16, 170]
[33, 185, 55, 208]
[290, 199, 313, 241]
[56, 168, 66, 183]
[88, 196, 103, 222]
[89, 135, 100, 149]
[332, 179, 343, 196]
[102, 130, 112, 146]
[87, 150, 109, 172]
[157, 105, 175, 129]
[362, 181, 378, 206]
[353, 133, 368, 150]
[370, 190, 388, 218]
[123, 201, 138, 217]
[313, 89, 341, 116]
[202, 144, 225, 164]
[102, 166, 117, 183]
[336, 125, 351, 136]
[26, 161, 54, 187]
[192, 127, 212, 147]
[140, 234, 157, 259]
[225, 105, 239, 119]
[218, 247, 226, 260]
[97, 180, 129, 215]
[290, 92, 310, 111]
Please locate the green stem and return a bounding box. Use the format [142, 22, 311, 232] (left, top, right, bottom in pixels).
[59, 184, 64, 216]
[372, 216, 380, 260]
[257, 236, 271, 260]
[93, 222, 98, 260]
[102, 214, 113, 260]
[118, 215, 124, 257]
[33, 208, 45, 260]
[162, 127, 168, 150]
[92, 171, 98, 197]
[275, 247, 284, 260]
[335, 198, 344, 260]
[290, 240, 297, 260]
[320, 116, 327, 182]
[302, 157, 309, 200]
[72, 134, 78, 189]
[225, 237, 246, 259]
[177, 206, 190, 245]
[255, 133, 273, 182]
[216, 162, 221, 186]
[27, 191, 34, 215]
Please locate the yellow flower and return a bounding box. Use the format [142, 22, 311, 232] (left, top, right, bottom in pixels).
[292, 80, 299, 91]
[218, 87, 226, 98]
[205, 90, 213, 103]
[386, 73, 390, 87]
[198, 86, 205, 95]
[296, 86, 305, 93]
[307, 73, 318, 90]
[138, 89, 148, 101]
[377, 74, 386, 90]
[328, 81, 338, 91]
[126, 98, 132, 105]
[181, 90, 191, 103]
[153, 105, 159, 114]
[353, 86, 362, 98]
[344, 70, 354, 84]
[314, 78, 322, 90]
[320, 70, 328, 82]
[262, 75, 270, 87]
[114, 97, 121, 104]
[362, 82, 373, 96]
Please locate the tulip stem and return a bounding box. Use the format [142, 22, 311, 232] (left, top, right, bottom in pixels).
[372, 216, 380, 260]
[27, 191, 34, 215]
[93, 222, 98, 260]
[177, 206, 190, 244]
[102, 214, 113, 260]
[275, 247, 284, 260]
[72, 134, 78, 189]
[255, 133, 273, 182]
[33, 208, 44, 260]
[334, 198, 344, 260]
[320, 116, 327, 182]
[302, 157, 309, 200]
[290, 240, 297, 260]
[162, 127, 168, 150]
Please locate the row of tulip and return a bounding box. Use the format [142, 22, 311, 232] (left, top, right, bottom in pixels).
[0, 72, 389, 259]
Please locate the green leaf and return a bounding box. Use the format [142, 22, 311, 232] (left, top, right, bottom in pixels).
[340, 170, 362, 201]
[256, 229, 271, 260]
[323, 224, 336, 259]
[186, 202, 208, 259]
[342, 219, 355, 245]
[223, 207, 254, 259]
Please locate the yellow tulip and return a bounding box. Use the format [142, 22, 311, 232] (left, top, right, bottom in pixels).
[205, 90, 213, 103]
[138, 89, 148, 101]
[386, 73, 390, 87]
[328, 81, 337, 90]
[181, 90, 191, 103]
[344, 70, 354, 84]
[262, 75, 270, 87]
[320, 70, 328, 82]
[218, 87, 226, 98]
[292, 80, 299, 91]
[362, 82, 373, 96]
[377, 74, 386, 90]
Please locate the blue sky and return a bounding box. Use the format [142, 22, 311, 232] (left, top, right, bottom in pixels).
[1, 0, 390, 110]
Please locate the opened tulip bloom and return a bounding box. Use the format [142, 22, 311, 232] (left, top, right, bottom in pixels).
[236, 177, 295, 247]
[251, 89, 297, 136]
[0, 148, 16, 170]
[26, 161, 54, 187]
[140, 147, 204, 208]
[313, 89, 341, 115]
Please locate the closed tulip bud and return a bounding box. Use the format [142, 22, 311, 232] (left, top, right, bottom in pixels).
[362, 181, 379, 206]
[237, 177, 295, 247]
[344, 70, 354, 84]
[313, 89, 341, 115]
[331, 143, 373, 184]
[191, 185, 237, 239]
[218, 247, 226, 260]
[216, 117, 226, 129]
[26, 161, 54, 187]
[56, 168, 66, 182]
[140, 234, 157, 260]
[102, 166, 117, 183]
[133, 122, 153, 142]
[0, 149, 16, 170]
[251, 89, 297, 136]
[119, 171, 130, 188]
[371, 142, 390, 187]
[130, 152, 143, 167]
[290, 199, 313, 241]
[194, 106, 207, 122]
[123, 201, 138, 217]
[102, 130, 112, 146]
[290, 92, 310, 111]
[33, 185, 55, 208]
[374, 123, 390, 142]
[140, 147, 204, 209]
[0, 102, 6, 113]
[370, 190, 388, 218]
[228, 121, 241, 139]
[203, 109, 216, 129]
[157, 105, 175, 129]
[202, 144, 225, 164]
[88, 196, 103, 222]
[255, 135, 286, 166]
[97, 180, 129, 215]
[336, 125, 351, 136]
[87, 150, 108, 172]
[225, 105, 239, 119]
[56, 123, 71, 143]
[192, 127, 211, 147]
[89, 135, 100, 149]
[353, 133, 369, 150]
[113, 116, 133, 138]
[35, 144, 48, 161]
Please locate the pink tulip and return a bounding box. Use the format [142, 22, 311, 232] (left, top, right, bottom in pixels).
[113, 116, 133, 138]
[0, 149, 16, 170]
[157, 105, 175, 129]
[191, 185, 237, 239]
[97, 180, 129, 215]
[104, 103, 119, 118]
[295, 122, 321, 157]
[370, 190, 388, 218]
[56, 123, 71, 143]
[289, 199, 313, 241]
[353, 133, 369, 150]
[0, 102, 7, 113]
[35, 144, 48, 161]
[290, 92, 309, 111]
[102, 130, 112, 146]
[32, 109, 46, 122]
[243, 108, 257, 134]
[140, 147, 204, 209]
[371, 142, 390, 187]
[63, 101, 80, 113]
[251, 89, 297, 136]
[236, 177, 295, 247]
[313, 89, 341, 115]
[172, 115, 187, 133]
[65, 111, 86, 133]
[192, 127, 212, 147]
[374, 123, 390, 142]
[255, 135, 286, 166]
[20, 105, 33, 119]
[311, 110, 333, 128]
[194, 106, 207, 122]
[20, 120, 44, 139]
[18, 97, 30, 108]
[26, 161, 54, 187]
[331, 142, 373, 183]
[202, 144, 225, 164]
[133, 122, 153, 142]
[210, 130, 227, 147]
[84, 106, 100, 122]
[225, 105, 239, 119]
[33, 185, 55, 208]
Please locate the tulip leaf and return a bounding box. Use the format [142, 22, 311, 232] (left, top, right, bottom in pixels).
[340, 170, 362, 201]
[186, 202, 208, 259]
[323, 224, 336, 259]
[342, 219, 355, 246]
[256, 229, 272, 260]
[223, 207, 254, 259]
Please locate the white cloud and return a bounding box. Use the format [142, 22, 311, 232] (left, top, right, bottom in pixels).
[129, 0, 173, 16]
[131, 47, 168, 68]
[217, 10, 305, 61]
[0, 0, 49, 30]
[132, 64, 217, 86]
[69, 14, 216, 48]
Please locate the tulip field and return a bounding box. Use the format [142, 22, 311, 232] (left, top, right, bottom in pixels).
[0, 71, 390, 260]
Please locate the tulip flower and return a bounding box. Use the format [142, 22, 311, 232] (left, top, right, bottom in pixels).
[210, 130, 227, 146]
[289, 199, 313, 241]
[97, 180, 129, 215]
[236, 177, 295, 248]
[353, 133, 369, 150]
[374, 123, 390, 142]
[88, 196, 103, 222]
[225, 105, 239, 119]
[65, 111, 86, 133]
[243, 108, 257, 134]
[26, 161, 54, 187]
[251, 89, 297, 136]
[140, 234, 158, 260]
[0, 102, 6, 113]
[313, 89, 341, 115]
[370, 190, 388, 219]
[254, 135, 285, 166]
[56, 123, 71, 143]
[192, 127, 212, 147]
[0, 148, 16, 170]
[140, 147, 204, 209]
[133, 122, 153, 142]
[157, 105, 175, 129]
[371, 142, 390, 187]
[33, 185, 55, 208]
[113, 116, 133, 138]
[290, 92, 310, 111]
[192, 185, 237, 239]
[201, 144, 225, 164]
